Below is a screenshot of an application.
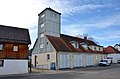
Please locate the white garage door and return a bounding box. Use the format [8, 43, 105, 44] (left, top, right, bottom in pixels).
[58, 53, 70, 69]
[86, 55, 94, 66]
[73, 54, 83, 67]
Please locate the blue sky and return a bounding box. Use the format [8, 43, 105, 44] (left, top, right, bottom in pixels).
[0, 0, 120, 48]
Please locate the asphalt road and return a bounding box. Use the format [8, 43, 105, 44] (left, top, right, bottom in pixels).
[0, 64, 120, 79]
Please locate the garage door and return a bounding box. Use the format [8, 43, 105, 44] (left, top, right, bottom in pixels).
[58, 53, 70, 69]
[74, 54, 83, 67]
[86, 55, 94, 66]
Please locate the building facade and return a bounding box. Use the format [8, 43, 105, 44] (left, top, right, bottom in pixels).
[0, 25, 31, 75]
[32, 8, 107, 70]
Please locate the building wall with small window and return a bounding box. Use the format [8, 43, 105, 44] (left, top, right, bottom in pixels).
[114, 45, 120, 51]
[0, 43, 28, 59]
[0, 59, 28, 75]
[32, 52, 56, 69]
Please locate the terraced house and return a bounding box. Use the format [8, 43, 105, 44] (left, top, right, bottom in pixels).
[0, 25, 31, 75]
[32, 8, 107, 70]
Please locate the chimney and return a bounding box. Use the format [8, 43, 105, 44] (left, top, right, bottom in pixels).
[84, 36, 87, 40]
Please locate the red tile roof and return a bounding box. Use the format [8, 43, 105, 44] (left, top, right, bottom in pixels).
[47, 34, 104, 53]
[104, 46, 120, 54]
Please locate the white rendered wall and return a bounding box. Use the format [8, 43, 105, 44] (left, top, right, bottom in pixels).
[0, 59, 28, 75]
[108, 54, 120, 63]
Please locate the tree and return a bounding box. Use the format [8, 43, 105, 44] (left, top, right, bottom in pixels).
[76, 33, 99, 45]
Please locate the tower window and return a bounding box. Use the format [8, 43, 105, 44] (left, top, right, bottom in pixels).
[40, 33, 44, 38]
[50, 13, 57, 18]
[40, 23, 44, 28]
[41, 14, 45, 18]
[40, 44, 43, 48]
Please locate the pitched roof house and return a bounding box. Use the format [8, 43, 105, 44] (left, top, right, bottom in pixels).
[47, 34, 104, 53]
[104, 46, 120, 54]
[105, 46, 120, 63]
[0, 25, 31, 75]
[114, 44, 120, 51]
[0, 25, 31, 59]
[32, 8, 107, 70]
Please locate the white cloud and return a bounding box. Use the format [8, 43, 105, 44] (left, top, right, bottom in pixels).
[62, 24, 89, 36]
[0, 0, 119, 48]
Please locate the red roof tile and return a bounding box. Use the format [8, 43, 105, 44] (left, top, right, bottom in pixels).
[104, 46, 120, 54]
[47, 34, 104, 53]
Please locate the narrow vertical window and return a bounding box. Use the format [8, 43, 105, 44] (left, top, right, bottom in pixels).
[0, 44, 4, 50]
[13, 46, 19, 52]
[41, 23, 44, 28]
[47, 54, 50, 60]
[0, 60, 4, 67]
[40, 33, 44, 38]
[40, 44, 43, 49]
[41, 14, 45, 18]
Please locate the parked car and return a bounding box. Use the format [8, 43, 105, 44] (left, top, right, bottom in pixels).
[117, 60, 120, 64]
[99, 59, 111, 66]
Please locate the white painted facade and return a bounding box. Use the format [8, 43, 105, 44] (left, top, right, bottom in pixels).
[107, 54, 120, 63]
[114, 45, 120, 51]
[0, 59, 28, 75]
[32, 8, 61, 54]
[32, 51, 107, 69]
[31, 8, 107, 70]
[58, 52, 106, 69]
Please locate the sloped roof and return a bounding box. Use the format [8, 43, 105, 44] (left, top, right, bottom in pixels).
[0, 25, 31, 44]
[38, 7, 61, 16]
[104, 46, 120, 54]
[60, 34, 98, 46]
[47, 34, 104, 53]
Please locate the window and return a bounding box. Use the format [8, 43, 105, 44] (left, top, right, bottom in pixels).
[0, 60, 4, 67]
[94, 46, 96, 50]
[0, 44, 4, 50]
[41, 14, 45, 18]
[47, 54, 50, 60]
[82, 45, 88, 50]
[40, 23, 44, 28]
[99, 47, 101, 50]
[40, 33, 44, 38]
[70, 41, 79, 48]
[13, 46, 18, 52]
[40, 44, 43, 48]
[50, 13, 57, 18]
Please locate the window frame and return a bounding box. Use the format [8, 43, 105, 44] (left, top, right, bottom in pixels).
[47, 54, 50, 60]
[41, 14, 45, 18]
[70, 41, 79, 48]
[40, 44, 44, 49]
[13, 45, 19, 52]
[40, 23, 44, 28]
[0, 44, 4, 50]
[40, 33, 44, 38]
[0, 60, 4, 67]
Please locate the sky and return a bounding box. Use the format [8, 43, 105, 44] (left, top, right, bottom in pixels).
[0, 0, 120, 48]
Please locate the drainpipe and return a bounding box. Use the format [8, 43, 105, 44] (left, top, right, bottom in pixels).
[56, 51, 58, 70]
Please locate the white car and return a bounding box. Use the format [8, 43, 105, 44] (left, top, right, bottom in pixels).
[99, 59, 111, 66]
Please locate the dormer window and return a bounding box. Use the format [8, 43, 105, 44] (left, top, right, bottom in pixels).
[70, 41, 79, 48]
[94, 46, 96, 50]
[80, 42, 88, 50]
[82, 45, 88, 50]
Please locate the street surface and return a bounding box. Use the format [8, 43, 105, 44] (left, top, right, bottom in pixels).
[0, 64, 120, 79]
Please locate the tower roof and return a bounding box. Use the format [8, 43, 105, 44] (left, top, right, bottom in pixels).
[38, 7, 61, 16]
